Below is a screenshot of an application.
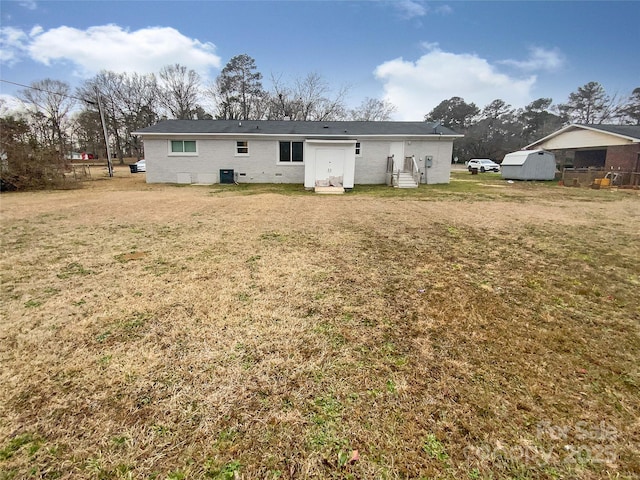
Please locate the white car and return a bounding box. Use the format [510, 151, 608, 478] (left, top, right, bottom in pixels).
[467, 158, 500, 172]
[134, 159, 146, 172]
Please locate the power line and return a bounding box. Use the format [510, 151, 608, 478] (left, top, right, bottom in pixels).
[0, 78, 95, 104]
[1, 78, 112, 177]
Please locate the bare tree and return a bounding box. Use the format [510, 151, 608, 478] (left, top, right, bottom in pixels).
[349, 97, 397, 121]
[1, 110, 77, 190]
[264, 72, 349, 121]
[158, 64, 202, 119]
[113, 73, 159, 159]
[292, 72, 349, 121]
[19, 79, 76, 153]
[265, 74, 297, 119]
[71, 109, 103, 157]
[77, 71, 126, 163]
[77, 71, 160, 162]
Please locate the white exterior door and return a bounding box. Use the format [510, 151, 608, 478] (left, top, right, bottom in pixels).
[315, 148, 345, 185]
[389, 142, 404, 171]
[304, 139, 356, 189]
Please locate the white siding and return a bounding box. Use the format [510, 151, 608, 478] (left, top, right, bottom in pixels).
[145, 138, 303, 184]
[538, 129, 632, 149]
[405, 139, 453, 184]
[354, 141, 389, 184]
[353, 139, 453, 185]
[144, 136, 455, 185]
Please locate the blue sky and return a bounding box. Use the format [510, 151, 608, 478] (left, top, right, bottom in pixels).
[1, 0, 638, 120]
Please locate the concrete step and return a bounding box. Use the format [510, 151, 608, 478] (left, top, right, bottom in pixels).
[315, 186, 345, 194]
[395, 173, 418, 188]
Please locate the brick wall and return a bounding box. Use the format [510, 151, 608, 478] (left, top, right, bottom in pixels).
[605, 144, 640, 172]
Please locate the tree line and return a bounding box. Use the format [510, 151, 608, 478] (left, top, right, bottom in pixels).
[1, 55, 396, 170]
[425, 83, 640, 162]
[1, 52, 638, 189]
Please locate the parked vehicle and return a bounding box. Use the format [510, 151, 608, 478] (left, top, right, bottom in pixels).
[129, 159, 146, 173]
[467, 159, 500, 172]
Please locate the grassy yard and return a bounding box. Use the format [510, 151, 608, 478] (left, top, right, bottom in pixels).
[1, 168, 639, 479]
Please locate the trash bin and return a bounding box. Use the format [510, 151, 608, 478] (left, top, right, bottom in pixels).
[129, 164, 138, 173]
[471, 167, 478, 175]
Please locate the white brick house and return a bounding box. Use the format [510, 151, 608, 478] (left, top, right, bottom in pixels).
[134, 120, 462, 189]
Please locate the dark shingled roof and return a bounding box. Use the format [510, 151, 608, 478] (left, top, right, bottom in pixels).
[134, 120, 461, 137]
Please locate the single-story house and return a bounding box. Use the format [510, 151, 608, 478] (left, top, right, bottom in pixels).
[133, 120, 462, 190]
[525, 124, 640, 172]
[501, 150, 556, 180]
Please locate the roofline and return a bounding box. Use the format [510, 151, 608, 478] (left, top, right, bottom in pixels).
[524, 124, 576, 149]
[505, 149, 549, 155]
[132, 131, 464, 139]
[575, 124, 640, 141]
[525, 123, 640, 149]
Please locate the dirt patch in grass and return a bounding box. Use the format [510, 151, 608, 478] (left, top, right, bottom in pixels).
[1, 170, 639, 479]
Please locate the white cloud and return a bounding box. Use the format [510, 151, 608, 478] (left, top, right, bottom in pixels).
[2, 24, 221, 80]
[420, 41, 440, 51]
[19, 0, 37, 11]
[0, 26, 29, 64]
[500, 46, 564, 71]
[0, 94, 27, 116]
[434, 4, 453, 15]
[374, 46, 537, 120]
[393, 1, 452, 19]
[396, 0, 427, 19]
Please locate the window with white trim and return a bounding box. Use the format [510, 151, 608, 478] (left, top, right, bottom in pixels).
[170, 140, 197, 154]
[236, 141, 249, 155]
[279, 141, 303, 162]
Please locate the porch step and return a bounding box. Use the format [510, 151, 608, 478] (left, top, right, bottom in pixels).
[395, 172, 418, 188]
[314, 186, 345, 194]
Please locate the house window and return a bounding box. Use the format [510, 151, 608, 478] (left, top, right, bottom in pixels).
[279, 141, 303, 162]
[236, 141, 249, 155]
[355, 142, 361, 155]
[170, 140, 197, 154]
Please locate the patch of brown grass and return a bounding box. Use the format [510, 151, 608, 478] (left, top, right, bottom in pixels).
[1, 169, 639, 479]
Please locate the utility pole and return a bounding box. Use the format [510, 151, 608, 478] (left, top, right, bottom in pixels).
[95, 88, 113, 177]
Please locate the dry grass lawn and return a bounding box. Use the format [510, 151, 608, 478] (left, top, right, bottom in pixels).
[1, 167, 639, 479]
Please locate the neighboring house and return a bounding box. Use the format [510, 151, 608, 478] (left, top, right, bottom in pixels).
[133, 120, 462, 190]
[525, 124, 640, 173]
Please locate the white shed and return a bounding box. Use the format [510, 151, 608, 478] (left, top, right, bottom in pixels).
[501, 150, 556, 180]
